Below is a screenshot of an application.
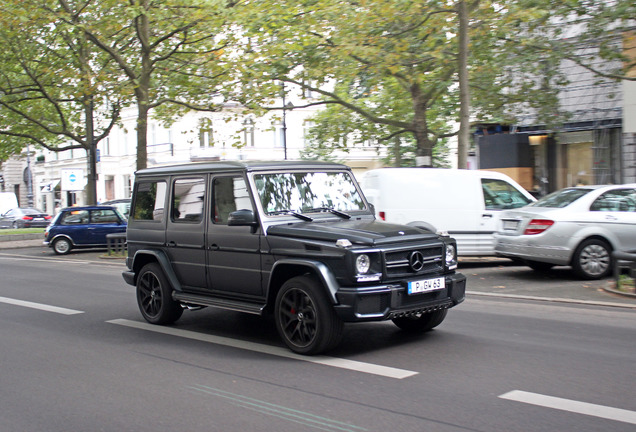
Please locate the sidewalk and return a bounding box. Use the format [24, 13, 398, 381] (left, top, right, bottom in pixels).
[0, 234, 44, 249]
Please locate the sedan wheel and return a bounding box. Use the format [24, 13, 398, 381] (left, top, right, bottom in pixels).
[52, 238, 72, 255]
[572, 239, 612, 280]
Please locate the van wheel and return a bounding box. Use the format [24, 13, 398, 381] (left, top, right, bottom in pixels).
[52, 238, 72, 255]
[572, 239, 612, 280]
[136, 263, 183, 324]
[275, 276, 343, 355]
[392, 309, 447, 332]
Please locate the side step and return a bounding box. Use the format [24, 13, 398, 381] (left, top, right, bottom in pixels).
[172, 292, 266, 315]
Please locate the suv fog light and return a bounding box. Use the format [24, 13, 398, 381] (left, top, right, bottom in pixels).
[356, 254, 371, 274]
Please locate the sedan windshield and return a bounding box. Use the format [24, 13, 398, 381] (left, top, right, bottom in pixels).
[531, 188, 592, 208]
[254, 171, 366, 216]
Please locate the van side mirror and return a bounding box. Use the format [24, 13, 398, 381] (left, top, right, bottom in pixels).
[228, 209, 258, 227]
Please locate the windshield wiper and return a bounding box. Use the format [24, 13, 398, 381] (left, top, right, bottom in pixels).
[269, 210, 313, 222]
[307, 207, 351, 219]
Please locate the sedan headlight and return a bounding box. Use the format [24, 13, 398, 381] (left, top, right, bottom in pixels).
[355, 254, 371, 274]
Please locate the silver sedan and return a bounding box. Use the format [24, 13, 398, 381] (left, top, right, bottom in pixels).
[494, 184, 636, 279]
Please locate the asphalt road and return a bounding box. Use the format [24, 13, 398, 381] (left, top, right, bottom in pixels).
[1, 246, 635, 431]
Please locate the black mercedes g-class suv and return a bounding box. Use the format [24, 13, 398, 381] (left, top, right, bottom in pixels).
[123, 161, 466, 354]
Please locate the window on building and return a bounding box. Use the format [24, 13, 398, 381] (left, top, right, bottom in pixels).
[199, 118, 214, 148]
[243, 117, 255, 147]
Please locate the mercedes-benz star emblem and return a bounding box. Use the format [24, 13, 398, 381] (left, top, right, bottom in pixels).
[409, 251, 425, 272]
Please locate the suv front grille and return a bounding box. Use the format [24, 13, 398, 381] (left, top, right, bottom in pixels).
[384, 245, 443, 277]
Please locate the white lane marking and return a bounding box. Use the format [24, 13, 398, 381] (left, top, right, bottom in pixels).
[108, 318, 418, 379]
[499, 390, 636, 425]
[0, 296, 84, 315]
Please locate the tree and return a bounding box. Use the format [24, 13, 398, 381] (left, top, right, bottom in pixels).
[51, 0, 238, 171]
[0, 0, 123, 204]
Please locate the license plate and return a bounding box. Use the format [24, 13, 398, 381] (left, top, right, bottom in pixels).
[34, 218, 44, 221]
[408, 277, 445, 295]
[503, 220, 519, 230]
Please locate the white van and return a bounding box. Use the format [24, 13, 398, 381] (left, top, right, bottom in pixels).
[0, 192, 18, 215]
[359, 168, 536, 256]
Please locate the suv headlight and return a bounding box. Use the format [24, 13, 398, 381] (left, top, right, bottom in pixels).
[356, 254, 371, 274]
[445, 242, 458, 270]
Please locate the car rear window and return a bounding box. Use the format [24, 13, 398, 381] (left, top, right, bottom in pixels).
[531, 188, 592, 208]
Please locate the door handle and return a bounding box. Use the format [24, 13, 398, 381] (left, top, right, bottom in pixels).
[167, 241, 177, 247]
[482, 214, 493, 218]
[605, 215, 618, 221]
[209, 243, 219, 251]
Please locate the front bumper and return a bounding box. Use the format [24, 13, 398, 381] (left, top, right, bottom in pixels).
[333, 272, 466, 322]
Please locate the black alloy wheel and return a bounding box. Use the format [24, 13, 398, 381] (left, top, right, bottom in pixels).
[275, 276, 343, 355]
[136, 263, 183, 325]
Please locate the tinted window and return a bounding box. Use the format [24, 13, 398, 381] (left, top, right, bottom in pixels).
[60, 210, 89, 225]
[213, 176, 253, 224]
[254, 172, 365, 215]
[172, 177, 205, 223]
[132, 181, 167, 221]
[531, 188, 592, 208]
[590, 189, 636, 212]
[481, 179, 532, 210]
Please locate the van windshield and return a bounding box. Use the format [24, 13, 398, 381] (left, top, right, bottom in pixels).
[254, 171, 366, 216]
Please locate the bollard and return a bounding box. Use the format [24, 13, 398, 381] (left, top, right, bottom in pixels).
[612, 250, 636, 294]
[106, 233, 127, 256]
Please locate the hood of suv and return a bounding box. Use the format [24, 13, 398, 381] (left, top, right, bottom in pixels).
[267, 219, 437, 246]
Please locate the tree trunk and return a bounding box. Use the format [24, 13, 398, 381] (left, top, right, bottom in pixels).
[411, 83, 433, 167]
[85, 97, 98, 205]
[457, 0, 470, 169]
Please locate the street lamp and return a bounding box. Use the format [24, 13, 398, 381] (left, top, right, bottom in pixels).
[280, 83, 293, 160]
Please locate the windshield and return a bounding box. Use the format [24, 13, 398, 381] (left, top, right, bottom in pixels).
[254, 171, 366, 216]
[531, 188, 592, 208]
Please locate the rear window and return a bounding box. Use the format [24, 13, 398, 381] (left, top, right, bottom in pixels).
[132, 181, 167, 221]
[531, 188, 592, 208]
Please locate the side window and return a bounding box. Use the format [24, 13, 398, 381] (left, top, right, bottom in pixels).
[590, 189, 636, 212]
[90, 209, 119, 224]
[481, 179, 533, 210]
[171, 177, 205, 223]
[60, 210, 89, 225]
[213, 176, 253, 224]
[132, 181, 167, 221]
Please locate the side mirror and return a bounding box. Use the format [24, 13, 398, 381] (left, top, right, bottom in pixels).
[228, 209, 258, 227]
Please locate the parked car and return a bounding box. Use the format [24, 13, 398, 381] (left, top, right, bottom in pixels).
[494, 184, 636, 279]
[0, 207, 52, 229]
[359, 168, 536, 256]
[101, 198, 131, 219]
[44, 205, 127, 255]
[123, 161, 466, 355]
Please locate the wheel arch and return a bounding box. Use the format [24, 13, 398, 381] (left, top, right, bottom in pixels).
[50, 234, 75, 247]
[130, 249, 182, 292]
[569, 234, 614, 265]
[266, 259, 340, 313]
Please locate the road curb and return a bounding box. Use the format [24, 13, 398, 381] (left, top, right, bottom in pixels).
[467, 290, 636, 309]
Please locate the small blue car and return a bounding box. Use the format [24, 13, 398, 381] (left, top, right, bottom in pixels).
[44, 205, 127, 255]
